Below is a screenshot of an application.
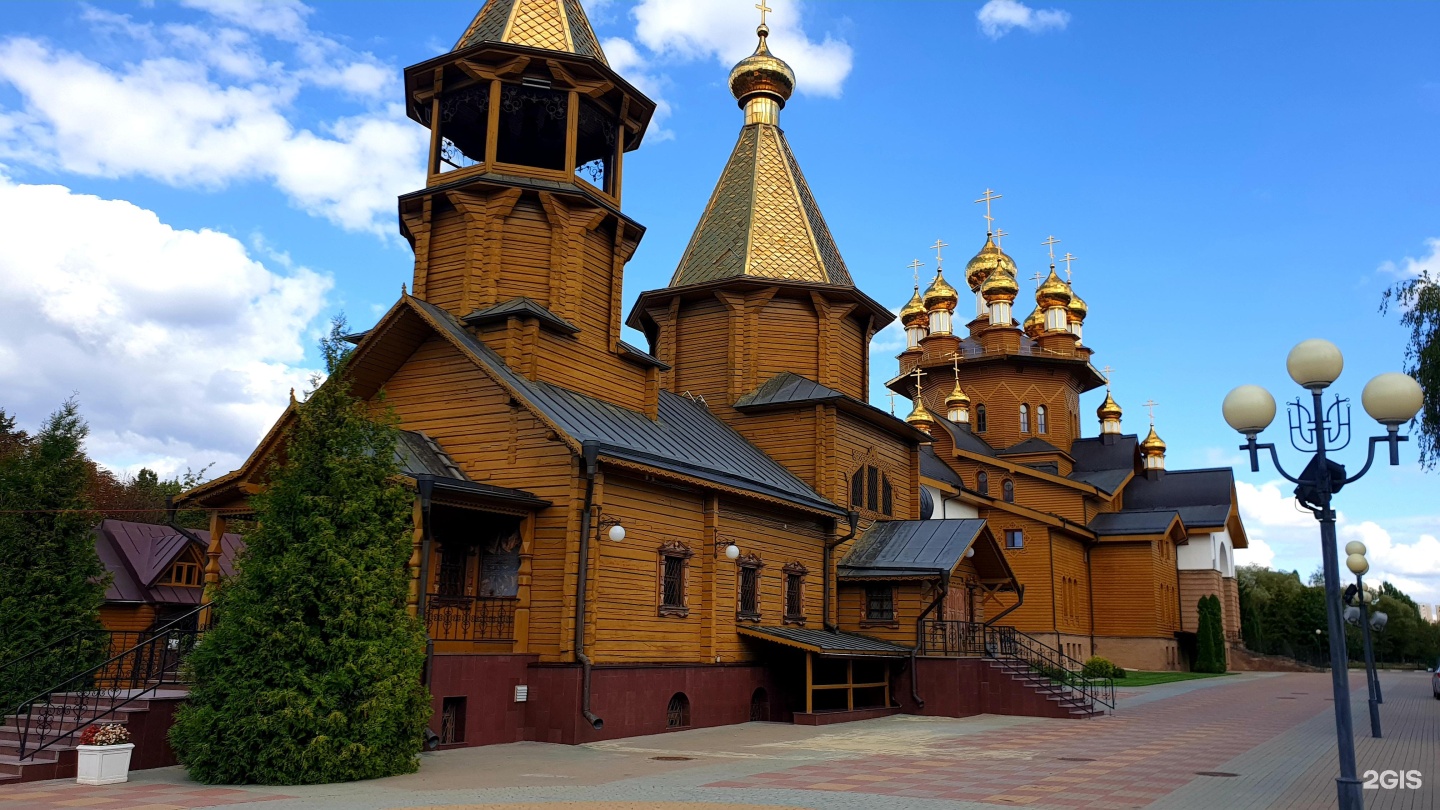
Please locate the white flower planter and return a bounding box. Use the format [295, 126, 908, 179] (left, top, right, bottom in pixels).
[75, 743, 134, 785]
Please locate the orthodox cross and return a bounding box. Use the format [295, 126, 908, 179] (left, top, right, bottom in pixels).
[908, 258, 924, 287]
[930, 239, 949, 270]
[885, 390, 898, 415]
[1061, 252, 1077, 283]
[1041, 234, 1061, 262]
[910, 366, 927, 398]
[952, 353, 962, 382]
[1144, 399, 1159, 425]
[974, 188, 1002, 233]
[755, 0, 771, 26]
[1030, 271, 1045, 286]
[993, 227, 1009, 248]
[1101, 364, 1115, 390]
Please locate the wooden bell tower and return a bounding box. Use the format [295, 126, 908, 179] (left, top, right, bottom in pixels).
[397, 0, 660, 410]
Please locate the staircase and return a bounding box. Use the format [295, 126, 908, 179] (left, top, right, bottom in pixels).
[983, 659, 1106, 718]
[0, 604, 209, 784]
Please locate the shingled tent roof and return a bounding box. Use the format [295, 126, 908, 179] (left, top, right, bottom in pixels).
[453, 0, 608, 64]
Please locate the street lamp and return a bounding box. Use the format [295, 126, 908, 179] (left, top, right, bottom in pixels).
[1344, 541, 1381, 738]
[1222, 338, 1423, 810]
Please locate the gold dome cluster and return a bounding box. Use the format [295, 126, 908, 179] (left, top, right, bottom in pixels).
[980, 266, 1019, 304]
[1067, 287, 1088, 324]
[729, 25, 796, 108]
[965, 236, 1018, 292]
[1023, 306, 1045, 339]
[899, 287, 928, 328]
[945, 381, 971, 409]
[1140, 425, 1167, 455]
[906, 397, 937, 430]
[1097, 391, 1123, 422]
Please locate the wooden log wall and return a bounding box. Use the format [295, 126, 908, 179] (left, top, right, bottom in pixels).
[911, 362, 1084, 460]
[99, 604, 157, 634]
[836, 580, 932, 646]
[1090, 540, 1169, 638]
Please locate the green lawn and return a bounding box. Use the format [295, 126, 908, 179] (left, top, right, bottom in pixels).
[1112, 670, 1236, 687]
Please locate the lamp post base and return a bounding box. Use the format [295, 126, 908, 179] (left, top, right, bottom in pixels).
[1337, 776, 1364, 810]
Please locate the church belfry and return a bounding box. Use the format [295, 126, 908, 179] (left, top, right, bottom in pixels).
[397, 0, 661, 410]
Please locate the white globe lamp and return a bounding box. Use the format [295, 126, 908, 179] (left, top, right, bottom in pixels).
[1223, 385, 1277, 435]
[724, 543, 740, 561]
[1344, 541, 1366, 557]
[606, 524, 626, 542]
[1345, 553, 1369, 576]
[1286, 339, 1344, 390]
[1361, 372, 1423, 427]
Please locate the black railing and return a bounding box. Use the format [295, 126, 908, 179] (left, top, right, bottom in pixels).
[13, 603, 213, 761]
[424, 595, 516, 642]
[917, 620, 986, 656]
[984, 625, 1115, 712]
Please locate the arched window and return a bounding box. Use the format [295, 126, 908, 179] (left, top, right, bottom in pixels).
[850, 468, 863, 508]
[1037, 405, 1048, 434]
[1002, 479, 1015, 503]
[977, 471, 989, 495]
[1020, 404, 1030, 433]
[976, 404, 987, 432]
[750, 687, 770, 722]
[850, 465, 894, 516]
[667, 693, 691, 728]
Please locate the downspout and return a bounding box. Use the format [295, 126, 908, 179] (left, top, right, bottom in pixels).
[574, 441, 603, 730]
[823, 511, 860, 632]
[910, 573, 947, 710]
[416, 478, 435, 687]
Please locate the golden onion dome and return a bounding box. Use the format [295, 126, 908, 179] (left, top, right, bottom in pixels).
[900, 287, 929, 328]
[1140, 425, 1167, 455]
[964, 235, 1019, 292]
[945, 381, 971, 409]
[729, 25, 796, 108]
[1067, 285, 1088, 323]
[1036, 268, 1072, 310]
[906, 397, 937, 430]
[980, 269, 1019, 304]
[1022, 306, 1045, 339]
[1097, 390, 1123, 421]
[922, 270, 960, 312]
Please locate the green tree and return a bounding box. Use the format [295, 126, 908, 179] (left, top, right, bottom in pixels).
[1381, 270, 1439, 468]
[1195, 596, 1220, 672]
[0, 400, 109, 711]
[168, 320, 430, 784]
[1206, 595, 1227, 672]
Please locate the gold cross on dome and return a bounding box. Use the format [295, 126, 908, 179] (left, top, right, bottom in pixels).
[930, 239, 949, 268]
[974, 188, 1002, 233]
[908, 258, 924, 286]
[910, 365, 927, 397]
[1144, 399, 1159, 425]
[952, 353, 961, 377]
[1030, 271, 1045, 286]
[1041, 235, 1061, 262]
[993, 227, 1009, 247]
[755, 0, 771, 26]
[1101, 365, 1115, 389]
[1061, 252, 1077, 283]
[885, 390, 898, 415]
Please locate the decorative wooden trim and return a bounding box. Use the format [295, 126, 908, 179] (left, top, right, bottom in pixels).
[782, 561, 808, 625]
[658, 540, 692, 618]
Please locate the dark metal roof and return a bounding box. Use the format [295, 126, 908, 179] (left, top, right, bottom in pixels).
[932, 414, 996, 457]
[737, 625, 911, 657]
[998, 437, 1064, 456]
[1089, 511, 1182, 537]
[1070, 468, 1132, 494]
[462, 297, 579, 336]
[618, 340, 670, 370]
[395, 430, 468, 480]
[1123, 468, 1234, 510]
[95, 520, 244, 605]
[411, 297, 841, 515]
[735, 372, 929, 442]
[919, 445, 962, 488]
[839, 519, 988, 578]
[1067, 435, 1137, 493]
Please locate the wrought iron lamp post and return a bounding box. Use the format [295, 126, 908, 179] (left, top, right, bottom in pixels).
[1344, 543, 1382, 738]
[1222, 339, 1423, 810]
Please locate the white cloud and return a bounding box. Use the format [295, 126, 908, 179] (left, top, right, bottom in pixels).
[0, 172, 328, 477]
[0, 4, 425, 235]
[1378, 237, 1439, 280]
[976, 0, 1071, 40]
[1236, 479, 1440, 602]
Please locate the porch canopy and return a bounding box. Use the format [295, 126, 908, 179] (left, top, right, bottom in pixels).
[737, 625, 909, 716]
[838, 519, 1015, 585]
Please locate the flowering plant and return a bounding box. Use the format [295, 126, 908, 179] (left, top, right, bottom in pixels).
[77, 723, 130, 746]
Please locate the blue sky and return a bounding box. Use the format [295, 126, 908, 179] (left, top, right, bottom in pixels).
[0, 1, 1436, 601]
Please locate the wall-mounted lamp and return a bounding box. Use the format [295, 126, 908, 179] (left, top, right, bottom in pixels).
[713, 535, 741, 561]
[596, 514, 625, 542]
[964, 547, 976, 559]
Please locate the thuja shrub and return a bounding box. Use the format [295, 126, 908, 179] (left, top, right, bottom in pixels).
[169, 324, 430, 785]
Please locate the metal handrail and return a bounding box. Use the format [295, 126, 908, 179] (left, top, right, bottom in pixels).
[424, 593, 516, 642]
[984, 625, 1115, 712]
[13, 602, 214, 761]
[917, 619, 986, 657]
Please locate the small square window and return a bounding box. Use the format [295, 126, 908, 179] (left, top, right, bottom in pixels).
[1005, 529, 1024, 550]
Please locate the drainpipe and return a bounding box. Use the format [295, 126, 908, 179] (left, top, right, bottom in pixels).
[985, 583, 1026, 627]
[823, 511, 860, 632]
[910, 574, 947, 710]
[574, 441, 603, 730]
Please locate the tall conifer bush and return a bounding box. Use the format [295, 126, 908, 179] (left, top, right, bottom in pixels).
[1195, 595, 1226, 673]
[169, 322, 430, 784]
[0, 401, 108, 711]
[1207, 594, 1227, 672]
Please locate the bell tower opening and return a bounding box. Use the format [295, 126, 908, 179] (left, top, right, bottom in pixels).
[496, 78, 569, 171]
[431, 86, 489, 172]
[575, 96, 618, 194]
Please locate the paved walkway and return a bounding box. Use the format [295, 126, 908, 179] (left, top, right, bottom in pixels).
[0, 670, 1433, 809]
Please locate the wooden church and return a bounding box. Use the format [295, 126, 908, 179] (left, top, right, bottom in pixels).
[179, 0, 1247, 747]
